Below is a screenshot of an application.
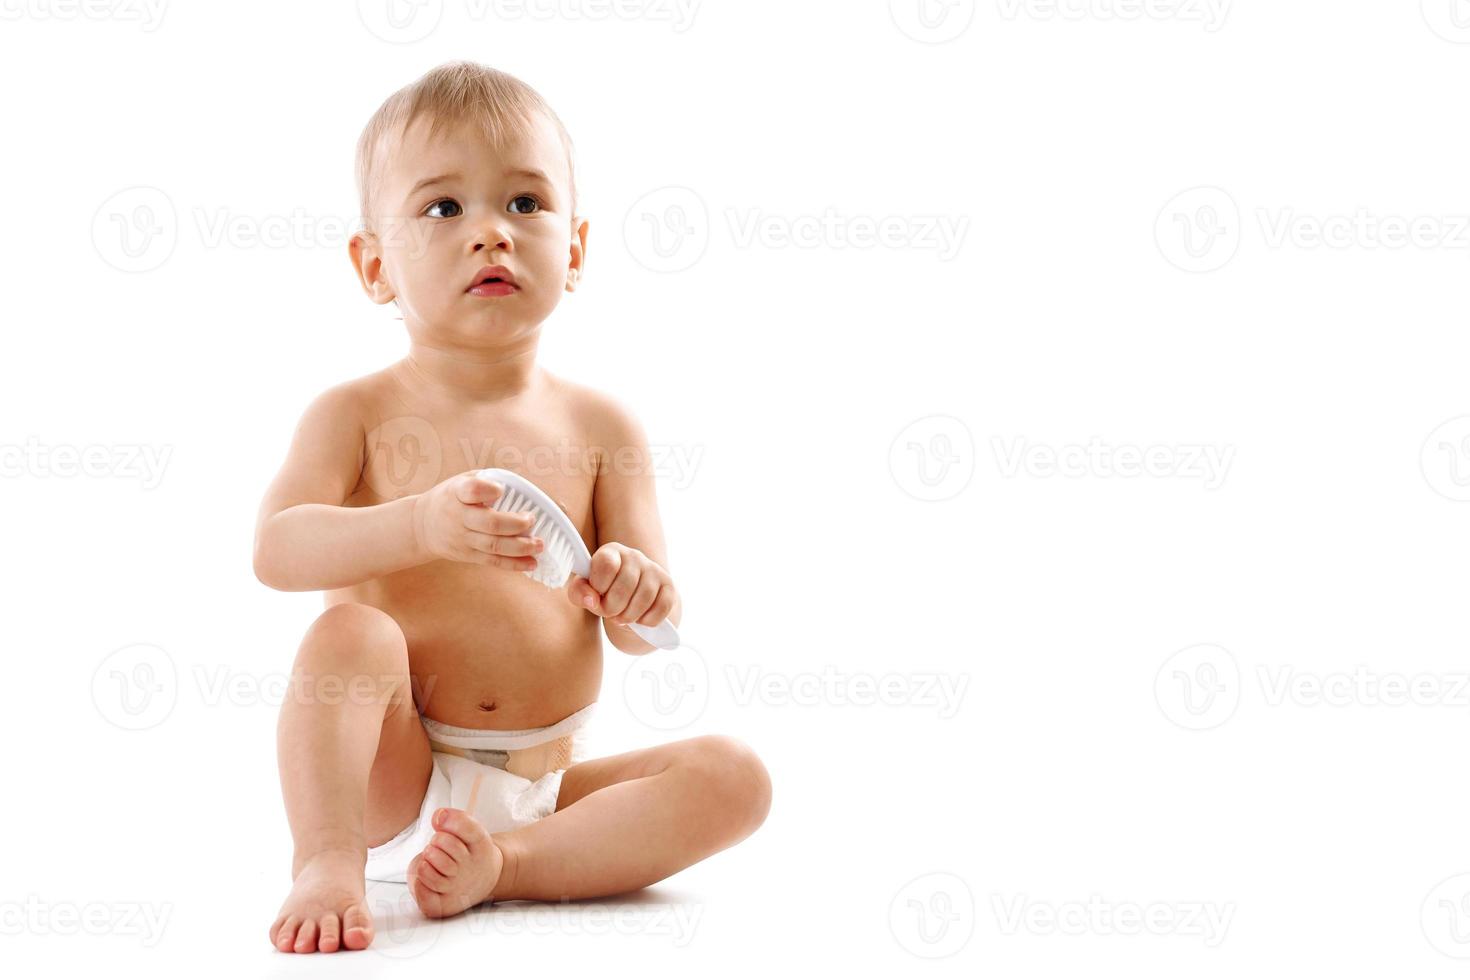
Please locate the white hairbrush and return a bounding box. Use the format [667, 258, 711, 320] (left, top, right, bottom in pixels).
[477, 467, 681, 651]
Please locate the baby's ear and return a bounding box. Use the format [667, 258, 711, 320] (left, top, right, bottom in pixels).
[348, 230, 396, 305]
[566, 216, 589, 292]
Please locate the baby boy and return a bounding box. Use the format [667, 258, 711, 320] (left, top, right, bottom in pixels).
[256, 61, 771, 954]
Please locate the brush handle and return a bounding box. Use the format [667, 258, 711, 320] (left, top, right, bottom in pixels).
[629, 619, 681, 651]
[476, 467, 682, 651]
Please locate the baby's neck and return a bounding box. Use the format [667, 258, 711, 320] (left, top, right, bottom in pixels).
[398, 342, 542, 404]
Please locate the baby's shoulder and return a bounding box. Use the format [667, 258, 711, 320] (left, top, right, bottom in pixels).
[541, 371, 646, 445]
[317, 364, 407, 425]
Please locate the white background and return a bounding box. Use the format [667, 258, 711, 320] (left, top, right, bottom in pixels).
[3, 0, 1470, 975]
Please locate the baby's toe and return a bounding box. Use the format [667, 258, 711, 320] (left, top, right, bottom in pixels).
[408, 864, 449, 915]
[342, 903, 373, 950]
[411, 852, 453, 891]
[316, 913, 340, 953]
[433, 807, 490, 846]
[292, 918, 319, 953]
[431, 830, 471, 863]
[274, 915, 301, 952]
[422, 843, 460, 876]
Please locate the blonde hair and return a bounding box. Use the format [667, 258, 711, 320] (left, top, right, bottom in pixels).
[354, 61, 577, 231]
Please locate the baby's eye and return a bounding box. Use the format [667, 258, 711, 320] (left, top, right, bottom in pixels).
[424, 198, 462, 219]
[509, 195, 542, 215]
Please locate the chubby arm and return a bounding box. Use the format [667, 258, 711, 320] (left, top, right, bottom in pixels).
[252, 384, 430, 591]
[567, 394, 682, 654]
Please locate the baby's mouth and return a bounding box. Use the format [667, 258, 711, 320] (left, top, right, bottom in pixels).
[466, 265, 519, 297]
[468, 279, 517, 297]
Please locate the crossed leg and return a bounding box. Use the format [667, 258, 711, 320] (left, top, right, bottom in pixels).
[406, 734, 773, 917]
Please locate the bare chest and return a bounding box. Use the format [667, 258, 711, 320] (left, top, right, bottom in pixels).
[351, 400, 599, 540]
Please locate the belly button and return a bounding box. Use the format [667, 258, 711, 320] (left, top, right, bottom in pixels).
[478, 700, 498, 712]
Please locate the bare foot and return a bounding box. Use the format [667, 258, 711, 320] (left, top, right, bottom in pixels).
[268, 848, 374, 953]
[407, 807, 508, 918]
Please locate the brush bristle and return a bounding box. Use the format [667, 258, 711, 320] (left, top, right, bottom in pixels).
[495, 488, 574, 589]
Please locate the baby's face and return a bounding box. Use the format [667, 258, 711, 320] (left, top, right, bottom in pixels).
[354, 111, 584, 345]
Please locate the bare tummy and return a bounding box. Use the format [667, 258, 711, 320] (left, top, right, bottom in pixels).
[325, 361, 603, 731]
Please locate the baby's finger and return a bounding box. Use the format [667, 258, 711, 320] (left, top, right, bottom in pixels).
[462, 505, 537, 537]
[587, 545, 623, 595]
[565, 575, 596, 610]
[613, 574, 661, 626]
[464, 531, 540, 569]
[456, 473, 503, 506]
[600, 564, 641, 620]
[466, 530, 542, 557]
[635, 587, 675, 627]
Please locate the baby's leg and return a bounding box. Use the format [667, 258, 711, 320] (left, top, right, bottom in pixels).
[407, 735, 770, 917]
[268, 602, 433, 953]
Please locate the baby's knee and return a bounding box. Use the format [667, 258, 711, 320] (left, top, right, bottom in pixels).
[684, 735, 772, 837]
[297, 602, 408, 673]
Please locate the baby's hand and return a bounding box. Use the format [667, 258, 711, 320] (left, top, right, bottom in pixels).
[566, 543, 678, 629]
[412, 472, 544, 571]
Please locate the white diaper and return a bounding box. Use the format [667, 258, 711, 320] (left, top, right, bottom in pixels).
[364, 702, 596, 883]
